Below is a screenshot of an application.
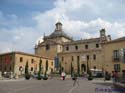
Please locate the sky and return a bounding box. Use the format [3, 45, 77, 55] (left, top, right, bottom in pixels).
[0, 0, 125, 53]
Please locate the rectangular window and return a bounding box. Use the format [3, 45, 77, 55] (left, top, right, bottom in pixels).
[86, 55, 89, 60]
[93, 54, 96, 60]
[77, 56, 80, 62]
[10, 55, 12, 61]
[96, 44, 99, 48]
[71, 56, 74, 61]
[62, 57, 64, 61]
[31, 59, 34, 64]
[114, 64, 121, 72]
[113, 50, 120, 61]
[46, 44, 50, 50]
[51, 62, 53, 66]
[5, 65, 6, 71]
[20, 57, 23, 62]
[121, 49, 125, 63]
[31, 67, 33, 71]
[75, 46, 78, 50]
[10, 66, 11, 70]
[66, 46, 69, 51]
[93, 66, 96, 69]
[40, 59, 42, 63]
[85, 45, 88, 49]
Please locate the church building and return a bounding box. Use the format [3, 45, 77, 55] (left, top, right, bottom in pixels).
[35, 22, 112, 74]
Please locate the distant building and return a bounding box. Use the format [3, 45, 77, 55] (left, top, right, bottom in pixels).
[0, 51, 54, 76]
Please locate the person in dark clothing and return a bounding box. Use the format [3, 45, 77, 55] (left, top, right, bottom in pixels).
[73, 73, 79, 86]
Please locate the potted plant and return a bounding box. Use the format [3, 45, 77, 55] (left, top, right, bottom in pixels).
[25, 62, 31, 80]
[88, 71, 93, 80]
[105, 72, 111, 80]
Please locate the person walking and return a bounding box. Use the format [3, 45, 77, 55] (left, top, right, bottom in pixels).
[114, 71, 119, 82]
[83, 71, 87, 80]
[112, 71, 115, 84]
[73, 73, 79, 86]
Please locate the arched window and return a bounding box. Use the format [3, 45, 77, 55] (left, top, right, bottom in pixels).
[31, 67, 33, 71]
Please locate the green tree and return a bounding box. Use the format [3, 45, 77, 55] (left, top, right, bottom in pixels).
[44, 60, 48, 79]
[37, 60, 42, 80]
[25, 62, 28, 74]
[77, 61, 80, 76]
[59, 62, 62, 75]
[46, 60, 48, 71]
[71, 62, 74, 77]
[25, 61, 30, 79]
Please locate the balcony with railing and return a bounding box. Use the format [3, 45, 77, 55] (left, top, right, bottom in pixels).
[112, 56, 120, 62]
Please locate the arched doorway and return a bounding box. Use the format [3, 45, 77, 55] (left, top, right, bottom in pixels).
[81, 64, 86, 72]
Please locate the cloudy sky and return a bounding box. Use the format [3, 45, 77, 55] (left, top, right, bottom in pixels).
[0, 0, 125, 53]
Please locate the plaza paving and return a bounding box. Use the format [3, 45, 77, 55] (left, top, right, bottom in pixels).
[0, 78, 122, 93]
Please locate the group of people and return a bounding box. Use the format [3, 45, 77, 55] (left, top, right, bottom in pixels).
[60, 70, 120, 87]
[61, 71, 79, 86]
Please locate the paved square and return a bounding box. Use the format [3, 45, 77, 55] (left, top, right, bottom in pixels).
[0, 78, 119, 93]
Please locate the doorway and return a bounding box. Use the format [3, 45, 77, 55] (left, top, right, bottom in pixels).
[81, 64, 86, 72]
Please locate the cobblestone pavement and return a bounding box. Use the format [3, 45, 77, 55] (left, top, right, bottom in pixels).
[0, 78, 122, 93]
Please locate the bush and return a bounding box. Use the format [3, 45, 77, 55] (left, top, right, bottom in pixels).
[25, 74, 31, 80]
[88, 71, 93, 80]
[43, 76, 48, 80]
[43, 71, 48, 80]
[72, 77, 76, 80]
[105, 74, 111, 80]
[88, 76, 93, 80]
[37, 76, 42, 80]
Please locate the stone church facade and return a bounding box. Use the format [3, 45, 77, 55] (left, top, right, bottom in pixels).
[35, 22, 112, 74]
